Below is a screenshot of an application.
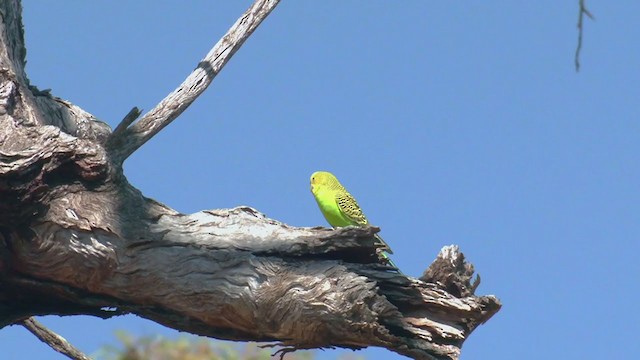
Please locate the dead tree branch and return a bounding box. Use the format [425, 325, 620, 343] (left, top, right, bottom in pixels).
[0, 1, 501, 359]
[107, 0, 281, 164]
[575, 0, 594, 72]
[110, 107, 141, 140]
[21, 318, 91, 360]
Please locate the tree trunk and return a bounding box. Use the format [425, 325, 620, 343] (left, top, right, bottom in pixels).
[0, 1, 501, 359]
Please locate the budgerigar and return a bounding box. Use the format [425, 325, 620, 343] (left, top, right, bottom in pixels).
[310, 171, 397, 267]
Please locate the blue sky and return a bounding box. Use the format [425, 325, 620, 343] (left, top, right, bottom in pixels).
[4, 1, 639, 359]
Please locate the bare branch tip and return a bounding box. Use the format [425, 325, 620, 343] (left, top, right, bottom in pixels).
[20, 317, 91, 360]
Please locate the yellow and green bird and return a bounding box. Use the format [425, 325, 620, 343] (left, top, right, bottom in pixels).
[310, 171, 397, 267]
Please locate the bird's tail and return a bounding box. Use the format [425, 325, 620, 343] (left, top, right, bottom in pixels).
[371, 234, 398, 271]
[376, 249, 402, 273]
[374, 233, 394, 254]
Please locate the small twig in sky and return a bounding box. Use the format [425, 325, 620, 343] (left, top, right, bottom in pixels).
[575, 0, 595, 72]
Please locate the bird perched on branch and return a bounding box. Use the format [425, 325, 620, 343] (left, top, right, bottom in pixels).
[310, 170, 397, 268]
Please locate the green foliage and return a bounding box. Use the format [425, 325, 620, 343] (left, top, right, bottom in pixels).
[95, 331, 362, 360]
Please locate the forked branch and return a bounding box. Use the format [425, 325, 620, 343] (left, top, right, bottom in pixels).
[107, 0, 281, 163]
[575, 0, 594, 72]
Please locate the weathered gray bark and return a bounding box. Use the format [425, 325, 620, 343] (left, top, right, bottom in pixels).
[21, 318, 91, 360]
[0, 1, 501, 359]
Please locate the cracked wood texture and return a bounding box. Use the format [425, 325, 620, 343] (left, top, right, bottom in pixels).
[0, 2, 501, 359]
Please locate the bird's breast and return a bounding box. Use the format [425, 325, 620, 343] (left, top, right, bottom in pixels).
[314, 190, 352, 227]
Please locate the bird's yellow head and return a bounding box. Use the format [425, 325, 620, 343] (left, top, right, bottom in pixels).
[310, 171, 339, 194]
